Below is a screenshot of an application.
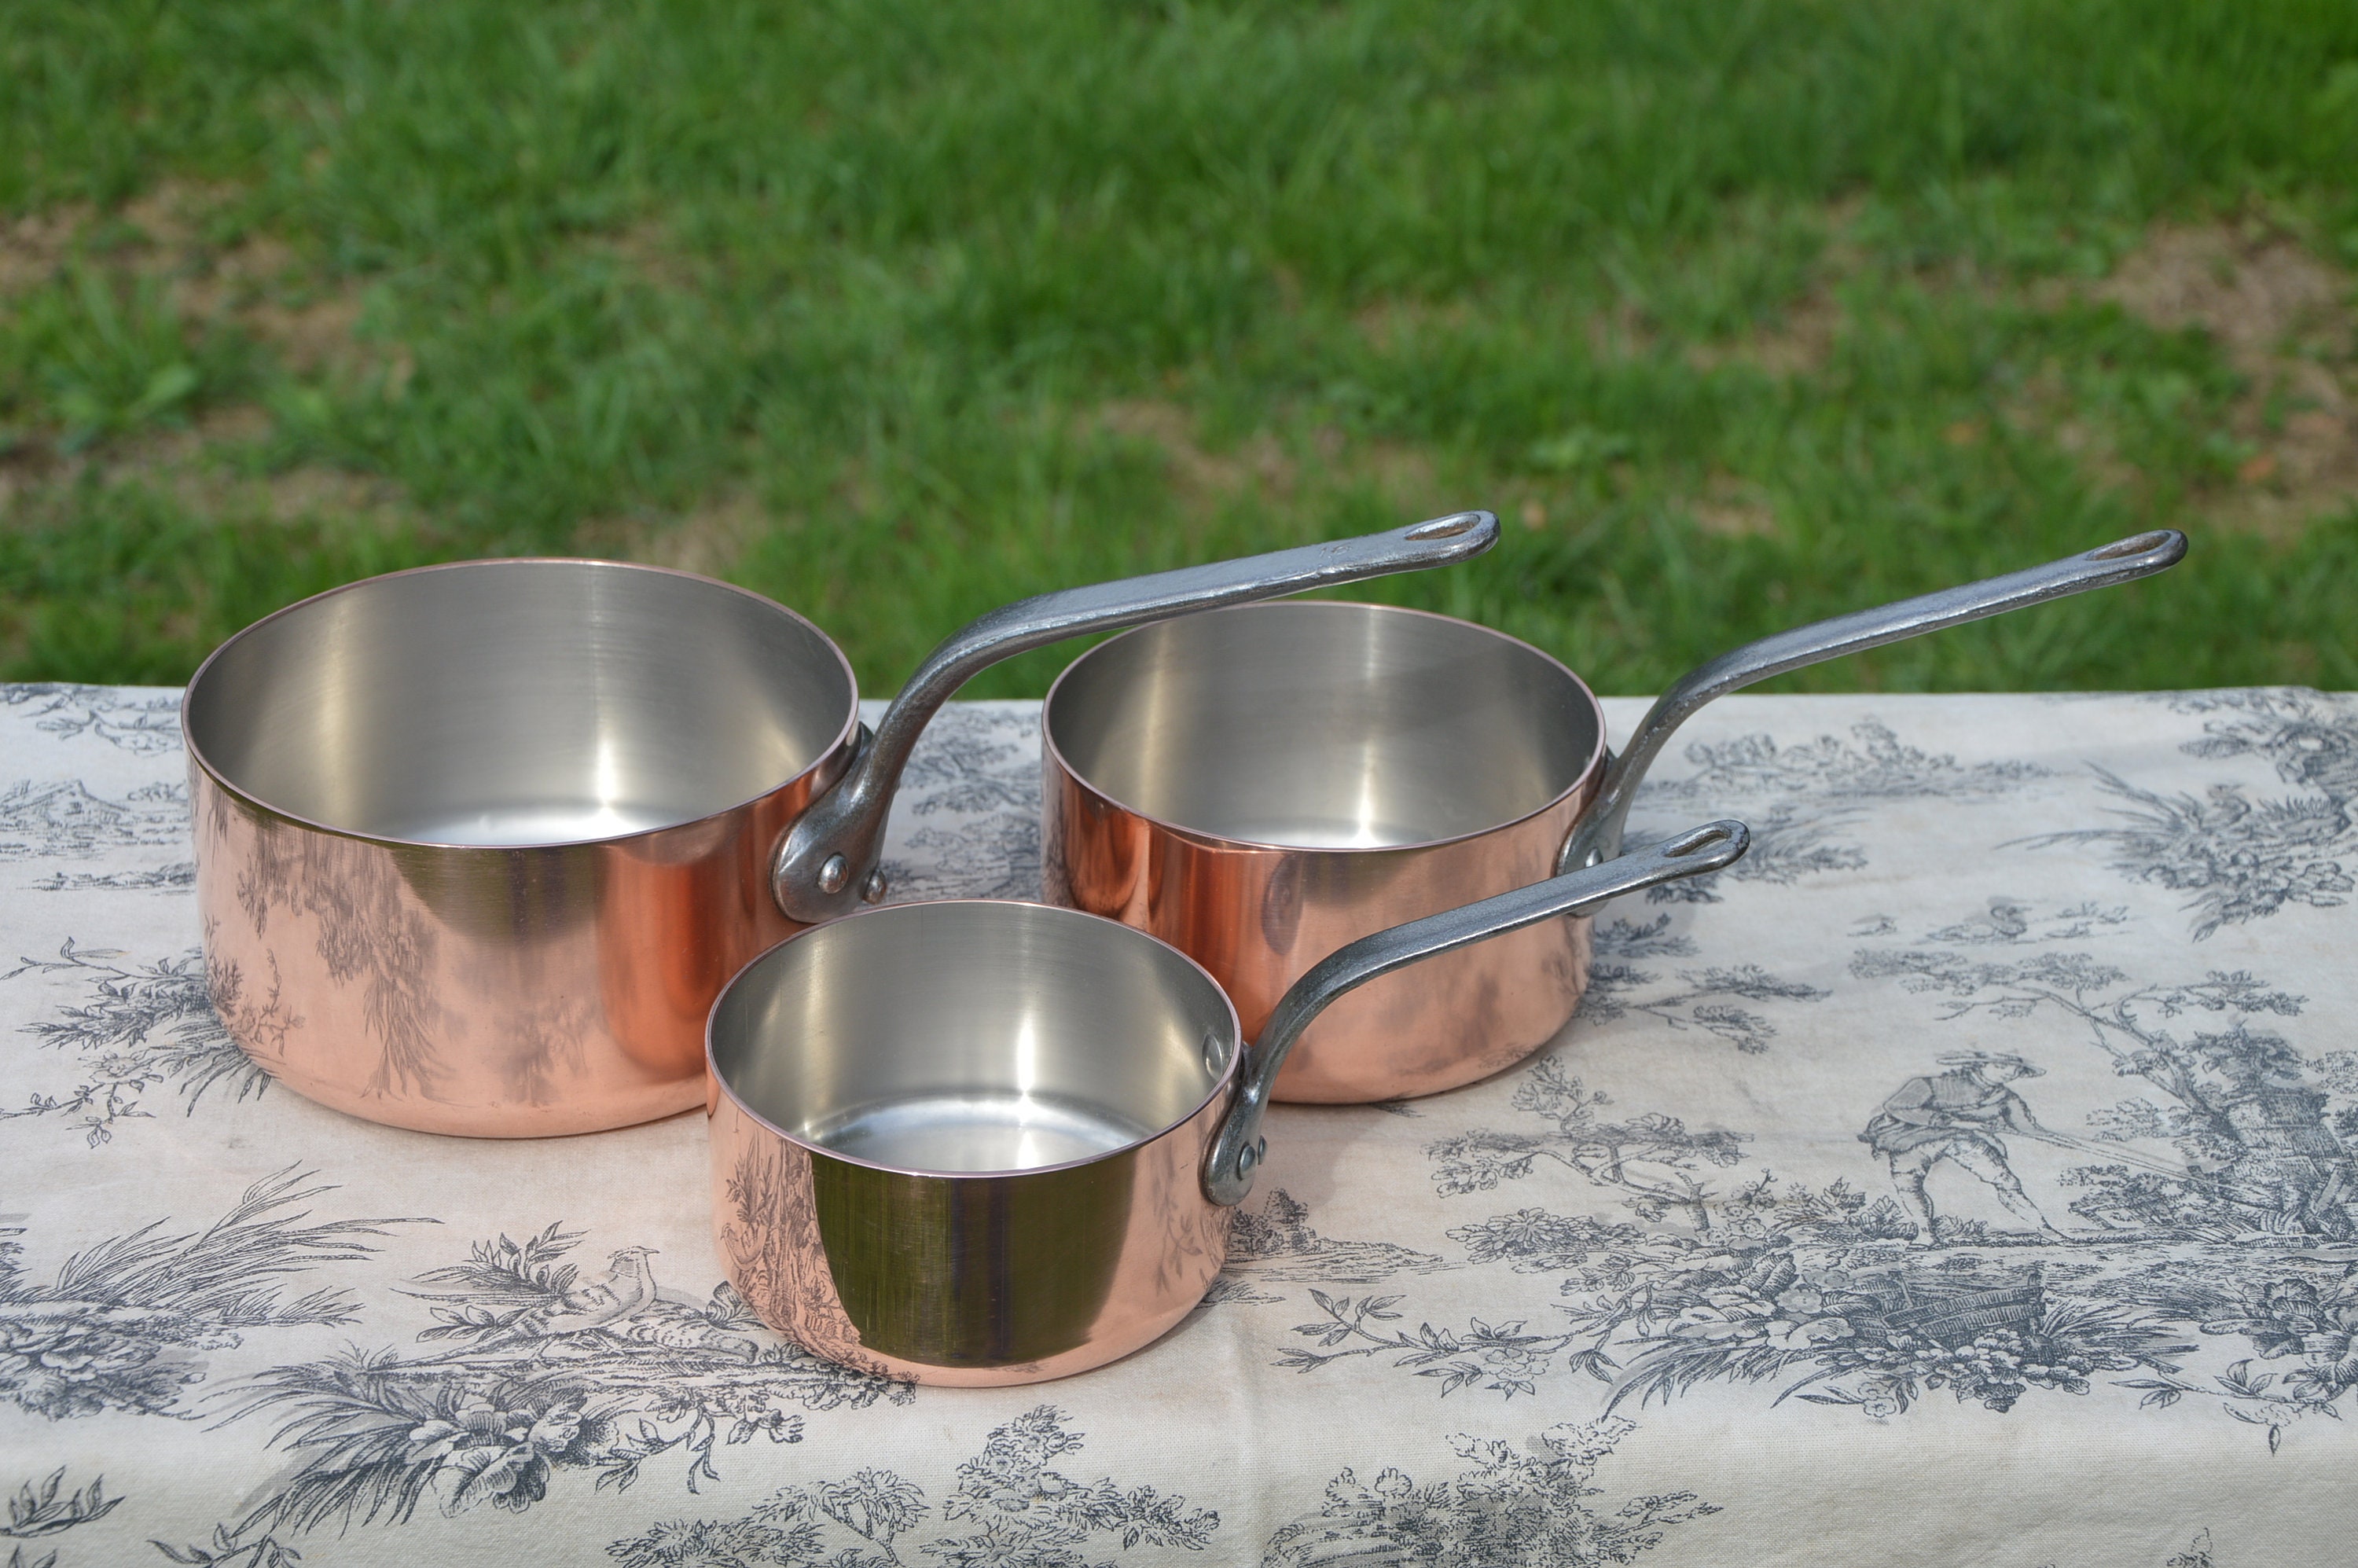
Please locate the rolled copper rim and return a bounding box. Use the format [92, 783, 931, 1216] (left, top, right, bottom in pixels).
[182, 556, 863, 850]
[1041, 599, 1610, 855]
[704, 899, 1244, 1179]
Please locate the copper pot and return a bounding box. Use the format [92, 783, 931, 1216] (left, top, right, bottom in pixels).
[184, 513, 1497, 1136]
[1041, 530, 2187, 1104]
[709, 822, 1747, 1384]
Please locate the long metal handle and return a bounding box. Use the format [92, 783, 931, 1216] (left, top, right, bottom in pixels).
[1556, 529, 2186, 874]
[1202, 819, 1750, 1206]
[772, 510, 1501, 921]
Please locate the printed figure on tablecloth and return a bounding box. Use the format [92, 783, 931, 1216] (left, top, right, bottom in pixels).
[1861, 1052, 2070, 1247]
[1852, 914, 2358, 1245]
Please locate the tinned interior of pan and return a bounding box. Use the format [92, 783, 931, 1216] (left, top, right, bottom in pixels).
[1045, 601, 1604, 849]
[182, 560, 858, 846]
[711, 902, 1238, 1175]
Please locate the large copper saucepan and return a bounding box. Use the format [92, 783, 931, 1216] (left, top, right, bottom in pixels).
[709, 820, 1748, 1384]
[1041, 529, 2187, 1103]
[183, 512, 1498, 1136]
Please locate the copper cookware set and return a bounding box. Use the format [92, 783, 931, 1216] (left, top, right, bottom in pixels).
[185, 509, 2186, 1383]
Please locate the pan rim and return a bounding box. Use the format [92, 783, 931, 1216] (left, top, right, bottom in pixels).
[179, 556, 865, 853]
[1041, 598, 1610, 856]
[704, 898, 1246, 1182]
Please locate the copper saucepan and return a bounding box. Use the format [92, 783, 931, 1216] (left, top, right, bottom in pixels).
[182, 512, 1499, 1136]
[709, 820, 1748, 1385]
[1041, 529, 2187, 1103]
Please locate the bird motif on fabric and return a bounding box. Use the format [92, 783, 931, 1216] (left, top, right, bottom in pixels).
[485, 1247, 661, 1348]
[467, 1246, 762, 1361]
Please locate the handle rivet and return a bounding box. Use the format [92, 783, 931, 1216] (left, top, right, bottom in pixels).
[861, 868, 888, 904]
[817, 854, 850, 894]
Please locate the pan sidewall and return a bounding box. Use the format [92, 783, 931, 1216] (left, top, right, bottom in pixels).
[709, 1090, 1230, 1385]
[1044, 741, 1600, 1103]
[190, 735, 853, 1137]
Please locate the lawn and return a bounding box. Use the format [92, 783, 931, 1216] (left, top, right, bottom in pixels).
[2, 0, 2355, 697]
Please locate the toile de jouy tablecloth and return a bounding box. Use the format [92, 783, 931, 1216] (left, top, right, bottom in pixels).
[1, 683, 2352, 1568]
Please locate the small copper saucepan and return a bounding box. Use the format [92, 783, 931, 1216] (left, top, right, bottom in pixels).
[182, 512, 1498, 1136]
[709, 820, 1748, 1384]
[1041, 529, 2187, 1103]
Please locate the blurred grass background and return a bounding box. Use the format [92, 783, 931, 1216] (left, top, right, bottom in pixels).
[2, 0, 2355, 696]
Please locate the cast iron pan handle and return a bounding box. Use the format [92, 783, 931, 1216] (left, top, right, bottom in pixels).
[1203, 819, 1751, 1206]
[772, 511, 1501, 923]
[1558, 529, 2187, 874]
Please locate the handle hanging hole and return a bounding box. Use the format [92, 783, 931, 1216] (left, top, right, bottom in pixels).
[2088, 531, 2173, 560]
[1665, 824, 1731, 857]
[1405, 513, 1478, 541]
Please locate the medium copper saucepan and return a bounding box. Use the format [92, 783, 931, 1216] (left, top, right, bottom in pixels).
[709, 820, 1748, 1384]
[1041, 529, 2187, 1103]
[183, 512, 1498, 1136]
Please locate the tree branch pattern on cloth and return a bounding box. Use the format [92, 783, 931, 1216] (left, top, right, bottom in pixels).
[0, 1468, 120, 1540]
[0, 686, 182, 755]
[3, 939, 277, 1144]
[1644, 718, 2054, 804]
[1849, 912, 2358, 1448]
[1581, 916, 1830, 1053]
[0, 780, 185, 865]
[0, 1168, 417, 1421]
[1277, 941, 2358, 1447]
[1628, 715, 2051, 905]
[1222, 1189, 1452, 1288]
[222, 1223, 910, 1539]
[2024, 689, 2358, 938]
[875, 704, 1045, 903]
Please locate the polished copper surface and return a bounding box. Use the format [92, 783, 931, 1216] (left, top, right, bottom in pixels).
[184, 557, 863, 1138]
[710, 1089, 1231, 1386]
[193, 741, 847, 1137]
[1042, 601, 1608, 1104]
[1044, 751, 1600, 1103]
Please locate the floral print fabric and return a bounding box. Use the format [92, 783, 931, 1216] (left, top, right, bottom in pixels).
[0, 685, 2351, 1567]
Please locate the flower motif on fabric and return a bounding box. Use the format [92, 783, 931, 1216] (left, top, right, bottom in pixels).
[1262, 1416, 1713, 1567]
[606, 1405, 1217, 1567]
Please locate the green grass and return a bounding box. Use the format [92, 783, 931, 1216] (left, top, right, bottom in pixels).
[3, 0, 2356, 695]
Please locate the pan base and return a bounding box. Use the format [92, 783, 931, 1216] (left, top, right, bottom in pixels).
[1206, 813, 1437, 850]
[807, 1091, 1159, 1174]
[371, 802, 690, 846]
